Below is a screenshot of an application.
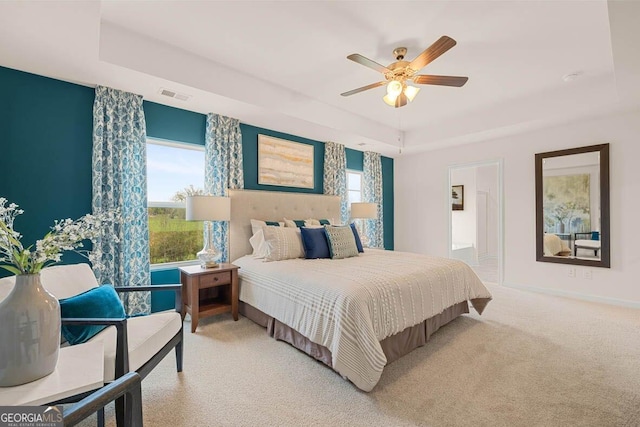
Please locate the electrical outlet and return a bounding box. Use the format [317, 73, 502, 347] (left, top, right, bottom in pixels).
[583, 269, 593, 280]
[568, 267, 576, 277]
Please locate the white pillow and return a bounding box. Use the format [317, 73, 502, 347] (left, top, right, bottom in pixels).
[250, 219, 284, 236]
[262, 227, 304, 262]
[249, 229, 270, 259]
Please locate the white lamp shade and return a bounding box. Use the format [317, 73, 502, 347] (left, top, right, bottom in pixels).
[404, 85, 420, 102]
[382, 94, 398, 106]
[350, 202, 377, 219]
[185, 196, 231, 221]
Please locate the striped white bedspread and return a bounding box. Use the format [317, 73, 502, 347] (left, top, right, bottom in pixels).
[234, 249, 492, 391]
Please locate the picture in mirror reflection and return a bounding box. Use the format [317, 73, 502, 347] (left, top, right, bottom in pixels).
[542, 151, 600, 260]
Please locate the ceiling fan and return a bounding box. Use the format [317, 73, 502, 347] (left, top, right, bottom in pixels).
[341, 35, 468, 108]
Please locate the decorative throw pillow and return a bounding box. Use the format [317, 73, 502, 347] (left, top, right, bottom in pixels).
[305, 218, 333, 226]
[249, 229, 270, 259]
[350, 223, 364, 253]
[250, 219, 283, 236]
[324, 225, 359, 259]
[283, 218, 307, 228]
[59, 285, 126, 345]
[262, 226, 305, 261]
[300, 227, 331, 259]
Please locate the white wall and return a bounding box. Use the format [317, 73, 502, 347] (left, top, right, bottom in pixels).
[476, 164, 499, 258]
[395, 108, 640, 306]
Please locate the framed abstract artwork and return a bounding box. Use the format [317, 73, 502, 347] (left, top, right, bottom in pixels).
[258, 135, 314, 189]
[452, 185, 464, 211]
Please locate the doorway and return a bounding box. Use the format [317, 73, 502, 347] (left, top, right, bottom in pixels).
[448, 160, 503, 284]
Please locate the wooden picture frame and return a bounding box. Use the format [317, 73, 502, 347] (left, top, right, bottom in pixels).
[258, 134, 314, 189]
[452, 185, 464, 211]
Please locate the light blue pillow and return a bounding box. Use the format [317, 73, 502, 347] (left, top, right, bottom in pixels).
[60, 285, 126, 345]
[324, 226, 359, 259]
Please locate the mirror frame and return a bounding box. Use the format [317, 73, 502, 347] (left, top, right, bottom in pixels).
[535, 143, 610, 268]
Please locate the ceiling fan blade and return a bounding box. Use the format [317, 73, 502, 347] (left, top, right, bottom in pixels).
[413, 75, 469, 87]
[341, 81, 386, 97]
[347, 54, 391, 74]
[395, 92, 408, 108]
[409, 36, 457, 72]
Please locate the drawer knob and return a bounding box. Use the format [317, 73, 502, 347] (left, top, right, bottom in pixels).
[214, 277, 218, 281]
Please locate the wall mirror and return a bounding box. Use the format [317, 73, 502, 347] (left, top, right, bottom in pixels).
[535, 144, 610, 267]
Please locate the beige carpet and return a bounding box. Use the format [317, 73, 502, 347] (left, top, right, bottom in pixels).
[80, 284, 640, 427]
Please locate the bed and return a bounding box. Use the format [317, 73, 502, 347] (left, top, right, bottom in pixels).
[229, 189, 492, 392]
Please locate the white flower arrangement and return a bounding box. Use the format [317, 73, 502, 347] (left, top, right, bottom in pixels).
[0, 197, 119, 275]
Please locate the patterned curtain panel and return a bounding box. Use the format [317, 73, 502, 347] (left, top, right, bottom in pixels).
[323, 141, 349, 224]
[363, 151, 384, 248]
[204, 113, 244, 262]
[92, 86, 150, 315]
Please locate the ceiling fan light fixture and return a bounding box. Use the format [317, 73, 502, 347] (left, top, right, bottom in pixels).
[386, 80, 403, 97]
[382, 93, 398, 106]
[404, 85, 420, 102]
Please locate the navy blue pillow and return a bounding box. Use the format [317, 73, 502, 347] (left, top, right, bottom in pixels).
[350, 223, 364, 253]
[60, 285, 126, 345]
[300, 227, 331, 259]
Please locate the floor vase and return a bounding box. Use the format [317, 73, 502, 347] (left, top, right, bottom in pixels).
[0, 274, 61, 386]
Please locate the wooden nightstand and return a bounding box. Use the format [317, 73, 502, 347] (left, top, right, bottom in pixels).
[179, 263, 239, 333]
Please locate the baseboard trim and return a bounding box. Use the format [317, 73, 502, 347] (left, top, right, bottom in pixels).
[502, 282, 640, 309]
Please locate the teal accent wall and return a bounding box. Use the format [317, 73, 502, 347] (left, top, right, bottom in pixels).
[382, 156, 394, 250]
[346, 148, 364, 171]
[0, 66, 95, 276]
[150, 268, 180, 312]
[240, 124, 324, 193]
[0, 64, 394, 297]
[144, 101, 206, 146]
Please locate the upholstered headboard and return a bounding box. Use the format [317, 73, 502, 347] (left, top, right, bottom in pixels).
[229, 189, 341, 262]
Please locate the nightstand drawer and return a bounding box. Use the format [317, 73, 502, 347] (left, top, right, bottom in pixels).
[200, 271, 231, 287]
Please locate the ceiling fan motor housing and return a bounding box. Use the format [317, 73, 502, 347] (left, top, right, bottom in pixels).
[386, 60, 414, 82]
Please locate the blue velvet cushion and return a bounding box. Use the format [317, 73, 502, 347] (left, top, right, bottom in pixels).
[318, 219, 331, 225]
[300, 227, 331, 259]
[60, 285, 126, 345]
[350, 223, 364, 253]
[265, 221, 280, 226]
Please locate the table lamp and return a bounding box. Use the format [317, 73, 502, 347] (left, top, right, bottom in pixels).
[186, 195, 231, 268]
[350, 202, 377, 247]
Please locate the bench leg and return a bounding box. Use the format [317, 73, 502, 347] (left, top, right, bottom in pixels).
[97, 407, 105, 427]
[175, 339, 183, 372]
[115, 395, 125, 427]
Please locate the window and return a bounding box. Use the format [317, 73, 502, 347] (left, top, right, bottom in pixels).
[147, 140, 205, 266]
[347, 170, 363, 204]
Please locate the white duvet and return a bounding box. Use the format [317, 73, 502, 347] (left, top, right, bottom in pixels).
[234, 249, 492, 391]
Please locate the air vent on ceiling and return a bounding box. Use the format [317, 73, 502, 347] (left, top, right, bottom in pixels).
[158, 88, 191, 101]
